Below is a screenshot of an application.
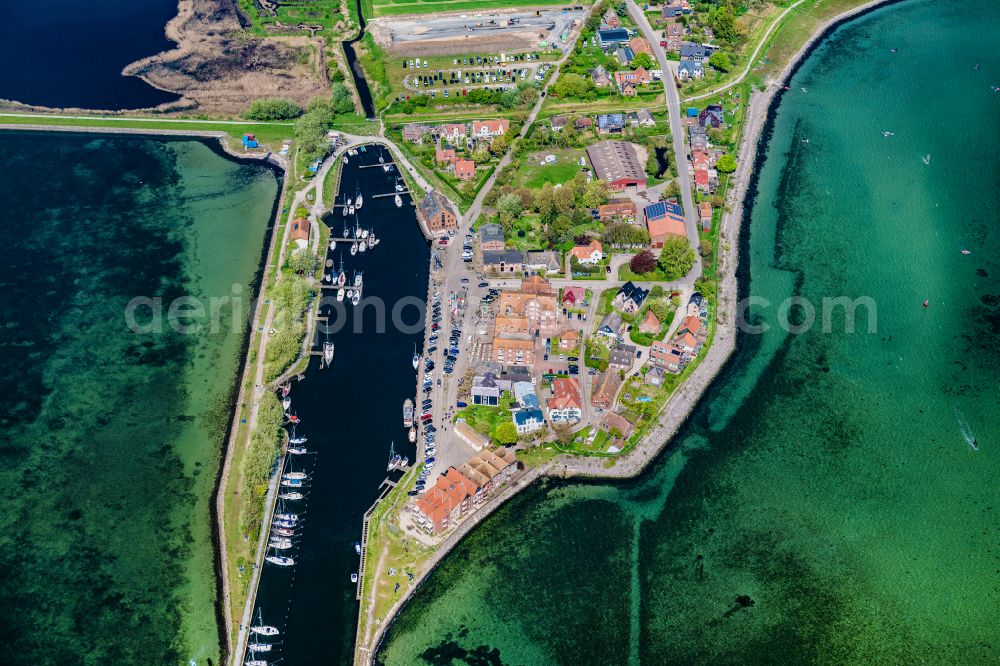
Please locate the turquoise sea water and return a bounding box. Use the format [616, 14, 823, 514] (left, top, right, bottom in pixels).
[378, 0, 1000, 663]
[0, 132, 279, 664]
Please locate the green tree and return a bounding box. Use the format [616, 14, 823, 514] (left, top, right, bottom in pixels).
[535, 182, 558, 224]
[496, 193, 523, 226]
[286, 249, 319, 275]
[602, 222, 650, 247]
[648, 298, 673, 322]
[716, 153, 737, 173]
[554, 73, 596, 99]
[331, 82, 355, 115]
[708, 51, 732, 72]
[494, 421, 518, 444]
[631, 52, 654, 70]
[714, 8, 739, 42]
[471, 147, 491, 164]
[553, 184, 576, 212]
[548, 213, 574, 246]
[582, 180, 609, 208]
[657, 237, 696, 280]
[649, 285, 665, 299]
[244, 97, 302, 121]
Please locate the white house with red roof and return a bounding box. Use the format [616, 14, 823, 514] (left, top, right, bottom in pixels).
[570, 239, 603, 265]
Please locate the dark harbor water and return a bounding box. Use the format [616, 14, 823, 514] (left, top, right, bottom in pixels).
[0, 131, 280, 664]
[250, 145, 427, 663]
[378, 0, 1000, 663]
[0, 0, 179, 109]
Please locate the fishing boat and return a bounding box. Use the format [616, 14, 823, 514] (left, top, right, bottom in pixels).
[412, 343, 420, 370]
[251, 610, 279, 636]
[268, 538, 293, 550]
[351, 291, 361, 306]
[283, 472, 308, 480]
[265, 555, 295, 567]
[403, 399, 414, 427]
[278, 491, 304, 500]
[350, 241, 358, 255]
[395, 193, 402, 207]
[408, 425, 416, 443]
[280, 478, 304, 488]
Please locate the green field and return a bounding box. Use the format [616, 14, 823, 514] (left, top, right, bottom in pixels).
[365, 0, 571, 18]
[510, 147, 587, 188]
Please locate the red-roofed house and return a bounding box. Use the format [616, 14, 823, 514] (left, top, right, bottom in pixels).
[570, 240, 603, 265]
[289, 217, 310, 248]
[629, 37, 653, 55]
[472, 119, 510, 138]
[598, 200, 636, 221]
[413, 467, 480, 533]
[698, 201, 713, 232]
[562, 286, 585, 307]
[614, 68, 651, 95]
[455, 159, 476, 181]
[649, 340, 685, 372]
[441, 123, 467, 142]
[638, 309, 661, 334]
[436, 148, 457, 166]
[694, 168, 711, 193]
[547, 377, 582, 424]
[691, 150, 711, 171]
[559, 328, 579, 350]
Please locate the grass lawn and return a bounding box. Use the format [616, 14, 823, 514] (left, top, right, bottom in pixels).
[596, 288, 616, 316]
[511, 147, 588, 189]
[507, 214, 549, 251]
[517, 443, 560, 467]
[618, 263, 677, 283]
[455, 395, 513, 440]
[759, 0, 872, 80]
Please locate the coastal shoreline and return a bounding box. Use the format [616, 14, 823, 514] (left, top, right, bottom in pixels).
[362, 0, 899, 661]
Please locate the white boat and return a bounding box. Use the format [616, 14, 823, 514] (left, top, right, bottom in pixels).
[282, 396, 291, 411]
[329, 238, 336, 250]
[336, 289, 345, 302]
[245, 659, 268, 666]
[247, 643, 273, 653]
[278, 491, 304, 500]
[289, 433, 307, 445]
[412, 344, 420, 370]
[354, 272, 363, 287]
[358, 241, 367, 253]
[361, 228, 369, 239]
[283, 472, 308, 480]
[354, 542, 361, 554]
[272, 527, 295, 537]
[382, 164, 390, 172]
[348, 204, 355, 215]
[408, 425, 416, 443]
[281, 478, 304, 488]
[341, 202, 348, 217]
[356, 194, 363, 208]
[250, 610, 279, 636]
[323, 272, 332, 283]
[350, 242, 358, 255]
[403, 399, 414, 427]
[323, 340, 335, 366]
[343, 223, 349, 236]
[268, 538, 293, 550]
[395, 194, 402, 207]
[351, 573, 359, 583]
[265, 555, 295, 567]
[395, 183, 404, 192]
[351, 291, 360, 306]
[274, 513, 298, 521]
[379, 155, 385, 164]
[367, 234, 375, 249]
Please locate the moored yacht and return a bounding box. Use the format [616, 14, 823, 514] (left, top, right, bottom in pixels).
[367, 233, 376, 249]
[287, 446, 308, 455]
[265, 554, 295, 567]
[268, 538, 293, 550]
[336, 289, 345, 302]
[351, 290, 361, 306]
[408, 425, 416, 443]
[280, 478, 304, 488]
[250, 610, 279, 636]
[358, 240, 367, 253]
[278, 491, 304, 500]
[355, 193, 363, 208]
[283, 472, 308, 480]
[350, 241, 358, 255]
[395, 193, 402, 207]
[403, 399, 414, 427]
[323, 339, 335, 367]
[247, 642, 272, 653]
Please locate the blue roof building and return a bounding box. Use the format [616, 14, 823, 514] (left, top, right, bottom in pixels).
[643, 200, 684, 223]
[513, 408, 545, 434]
[615, 45, 635, 65]
[678, 59, 704, 81]
[686, 107, 699, 118]
[597, 28, 630, 50]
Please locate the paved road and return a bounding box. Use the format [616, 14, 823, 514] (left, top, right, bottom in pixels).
[627, 0, 702, 287]
[684, 0, 807, 103]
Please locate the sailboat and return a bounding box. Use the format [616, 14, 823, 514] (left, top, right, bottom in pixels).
[278, 491, 305, 500]
[337, 255, 347, 286]
[281, 383, 291, 398]
[323, 336, 335, 367]
[354, 271, 363, 287]
[350, 241, 358, 256]
[379, 155, 385, 164]
[358, 239, 367, 253]
[289, 431, 307, 445]
[341, 195, 348, 216]
[281, 478, 304, 488]
[395, 193, 402, 207]
[412, 343, 420, 370]
[286, 447, 308, 456]
[355, 192, 363, 209]
[387, 441, 403, 471]
[283, 472, 308, 480]
[403, 399, 414, 427]
[247, 642, 273, 653]
[268, 538, 293, 550]
[282, 395, 291, 411]
[265, 554, 295, 567]
[367, 233, 376, 249]
[250, 609, 279, 636]
[351, 290, 361, 306]
[329, 238, 336, 251]
[343, 222, 349, 237]
[336, 288, 345, 302]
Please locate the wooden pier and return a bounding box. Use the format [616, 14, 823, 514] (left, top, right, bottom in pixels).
[372, 190, 411, 199]
[358, 162, 396, 169]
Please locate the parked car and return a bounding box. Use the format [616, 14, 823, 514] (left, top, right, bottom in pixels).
[478, 282, 489, 288]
